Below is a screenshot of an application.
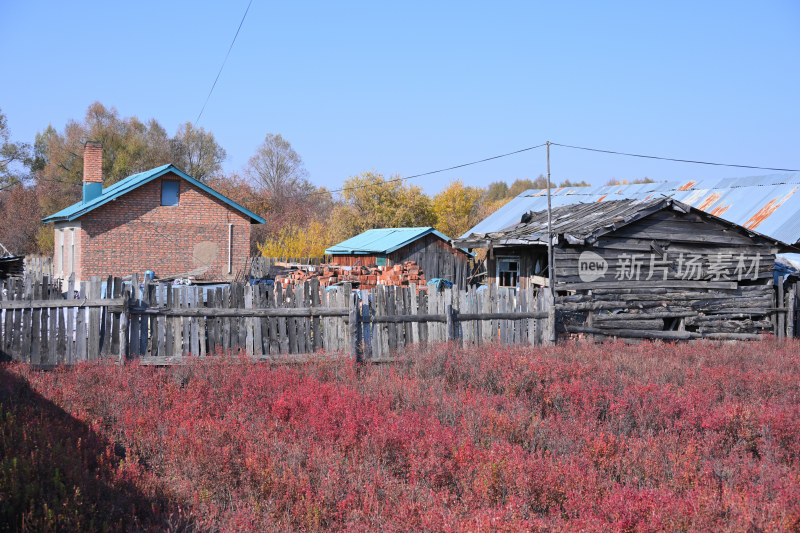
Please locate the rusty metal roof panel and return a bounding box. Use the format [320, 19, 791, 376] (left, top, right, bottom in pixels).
[463, 172, 800, 244]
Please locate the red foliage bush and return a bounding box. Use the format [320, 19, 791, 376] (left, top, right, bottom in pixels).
[3, 339, 800, 531]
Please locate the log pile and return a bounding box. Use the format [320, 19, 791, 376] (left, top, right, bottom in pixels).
[273, 261, 426, 290]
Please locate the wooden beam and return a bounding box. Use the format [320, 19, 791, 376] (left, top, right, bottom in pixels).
[0, 298, 126, 310]
[131, 307, 349, 318]
[555, 281, 738, 291]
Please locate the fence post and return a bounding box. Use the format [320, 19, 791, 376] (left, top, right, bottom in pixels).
[119, 286, 129, 362]
[349, 290, 362, 363]
[787, 288, 795, 339]
[544, 290, 557, 345]
[446, 304, 455, 342]
[777, 276, 785, 340]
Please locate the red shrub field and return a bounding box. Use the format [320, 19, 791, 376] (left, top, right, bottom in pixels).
[2, 340, 800, 531]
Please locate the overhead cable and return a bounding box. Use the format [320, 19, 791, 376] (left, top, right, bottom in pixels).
[195, 0, 254, 125]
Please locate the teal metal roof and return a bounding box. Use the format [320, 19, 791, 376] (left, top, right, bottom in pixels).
[326, 227, 461, 255]
[42, 164, 265, 224]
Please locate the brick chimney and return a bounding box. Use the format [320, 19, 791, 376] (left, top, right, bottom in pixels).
[82, 141, 103, 203]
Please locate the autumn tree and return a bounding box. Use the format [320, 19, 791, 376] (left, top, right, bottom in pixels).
[559, 179, 590, 187]
[432, 180, 484, 238]
[246, 133, 310, 201]
[0, 107, 31, 188]
[330, 172, 435, 241]
[257, 220, 335, 260]
[485, 181, 509, 203]
[0, 183, 41, 255]
[172, 122, 226, 181]
[605, 177, 656, 186]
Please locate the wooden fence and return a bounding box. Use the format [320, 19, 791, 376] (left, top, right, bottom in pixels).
[23, 256, 54, 280]
[0, 274, 554, 366]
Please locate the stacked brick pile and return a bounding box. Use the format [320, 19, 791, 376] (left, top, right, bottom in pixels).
[273, 261, 425, 290]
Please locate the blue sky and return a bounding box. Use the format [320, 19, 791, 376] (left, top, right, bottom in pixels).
[1, 1, 798, 194]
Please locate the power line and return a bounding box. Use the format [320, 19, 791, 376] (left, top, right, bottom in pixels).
[550, 142, 799, 173]
[263, 142, 549, 201]
[195, 0, 254, 125]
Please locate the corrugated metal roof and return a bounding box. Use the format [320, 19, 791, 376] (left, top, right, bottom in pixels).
[42, 164, 266, 224]
[326, 227, 454, 255]
[464, 172, 800, 245]
[456, 197, 789, 248]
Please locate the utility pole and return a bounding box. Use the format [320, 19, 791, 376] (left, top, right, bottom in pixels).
[546, 141, 555, 296]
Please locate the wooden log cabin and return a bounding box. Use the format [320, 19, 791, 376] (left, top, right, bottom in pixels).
[455, 198, 795, 339]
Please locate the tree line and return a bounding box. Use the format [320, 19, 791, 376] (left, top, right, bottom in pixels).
[1, 102, 597, 259]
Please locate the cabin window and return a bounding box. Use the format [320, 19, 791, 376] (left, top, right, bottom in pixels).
[497, 256, 519, 287]
[161, 181, 180, 206]
[376, 256, 387, 267]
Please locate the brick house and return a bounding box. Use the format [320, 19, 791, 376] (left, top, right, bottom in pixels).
[42, 142, 265, 282]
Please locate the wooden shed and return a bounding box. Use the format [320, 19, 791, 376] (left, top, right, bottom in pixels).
[325, 227, 473, 289]
[455, 198, 793, 339]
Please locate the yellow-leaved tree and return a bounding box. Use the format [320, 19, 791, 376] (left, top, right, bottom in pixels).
[330, 171, 436, 242]
[432, 180, 485, 239]
[257, 220, 335, 260]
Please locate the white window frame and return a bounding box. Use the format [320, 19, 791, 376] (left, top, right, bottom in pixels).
[496, 256, 520, 288]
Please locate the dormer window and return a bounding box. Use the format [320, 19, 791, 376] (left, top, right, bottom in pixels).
[161, 181, 180, 206]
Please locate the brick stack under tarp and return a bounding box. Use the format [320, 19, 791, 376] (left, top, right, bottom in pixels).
[273, 261, 426, 290]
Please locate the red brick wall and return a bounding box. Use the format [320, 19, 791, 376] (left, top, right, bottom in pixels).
[83, 142, 102, 183]
[77, 173, 253, 281]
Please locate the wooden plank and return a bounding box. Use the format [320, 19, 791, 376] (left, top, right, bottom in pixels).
[349, 290, 361, 362]
[359, 289, 371, 359]
[267, 285, 279, 355]
[777, 276, 785, 340]
[99, 276, 112, 356]
[236, 285, 247, 354]
[181, 287, 190, 356]
[118, 285, 129, 362]
[555, 280, 739, 291]
[129, 274, 140, 358]
[29, 279, 41, 365]
[426, 287, 436, 343]
[12, 279, 24, 360]
[277, 283, 290, 354]
[197, 286, 207, 357]
[310, 278, 320, 352]
[143, 278, 153, 356]
[87, 277, 101, 361]
[409, 284, 419, 344]
[385, 286, 397, 353]
[221, 286, 231, 353]
[251, 285, 263, 357]
[245, 285, 254, 357]
[302, 282, 311, 353]
[56, 294, 67, 364]
[75, 281, 87, 362]
[46, 282, 58, 366]
[287, 284, 298, 354]
[206, 290, 217, 355]
[164, 287, 174, 357]
[1, 282, 9, 358]
[796, 283, 800, 339]
[157, 290, 167, 359]
[110, 278, 122, 356]
[190, 287, 200, 356]
[0, 297, 127, 310]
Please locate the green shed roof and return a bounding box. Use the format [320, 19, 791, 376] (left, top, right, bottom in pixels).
[325, 227, 468, 255]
